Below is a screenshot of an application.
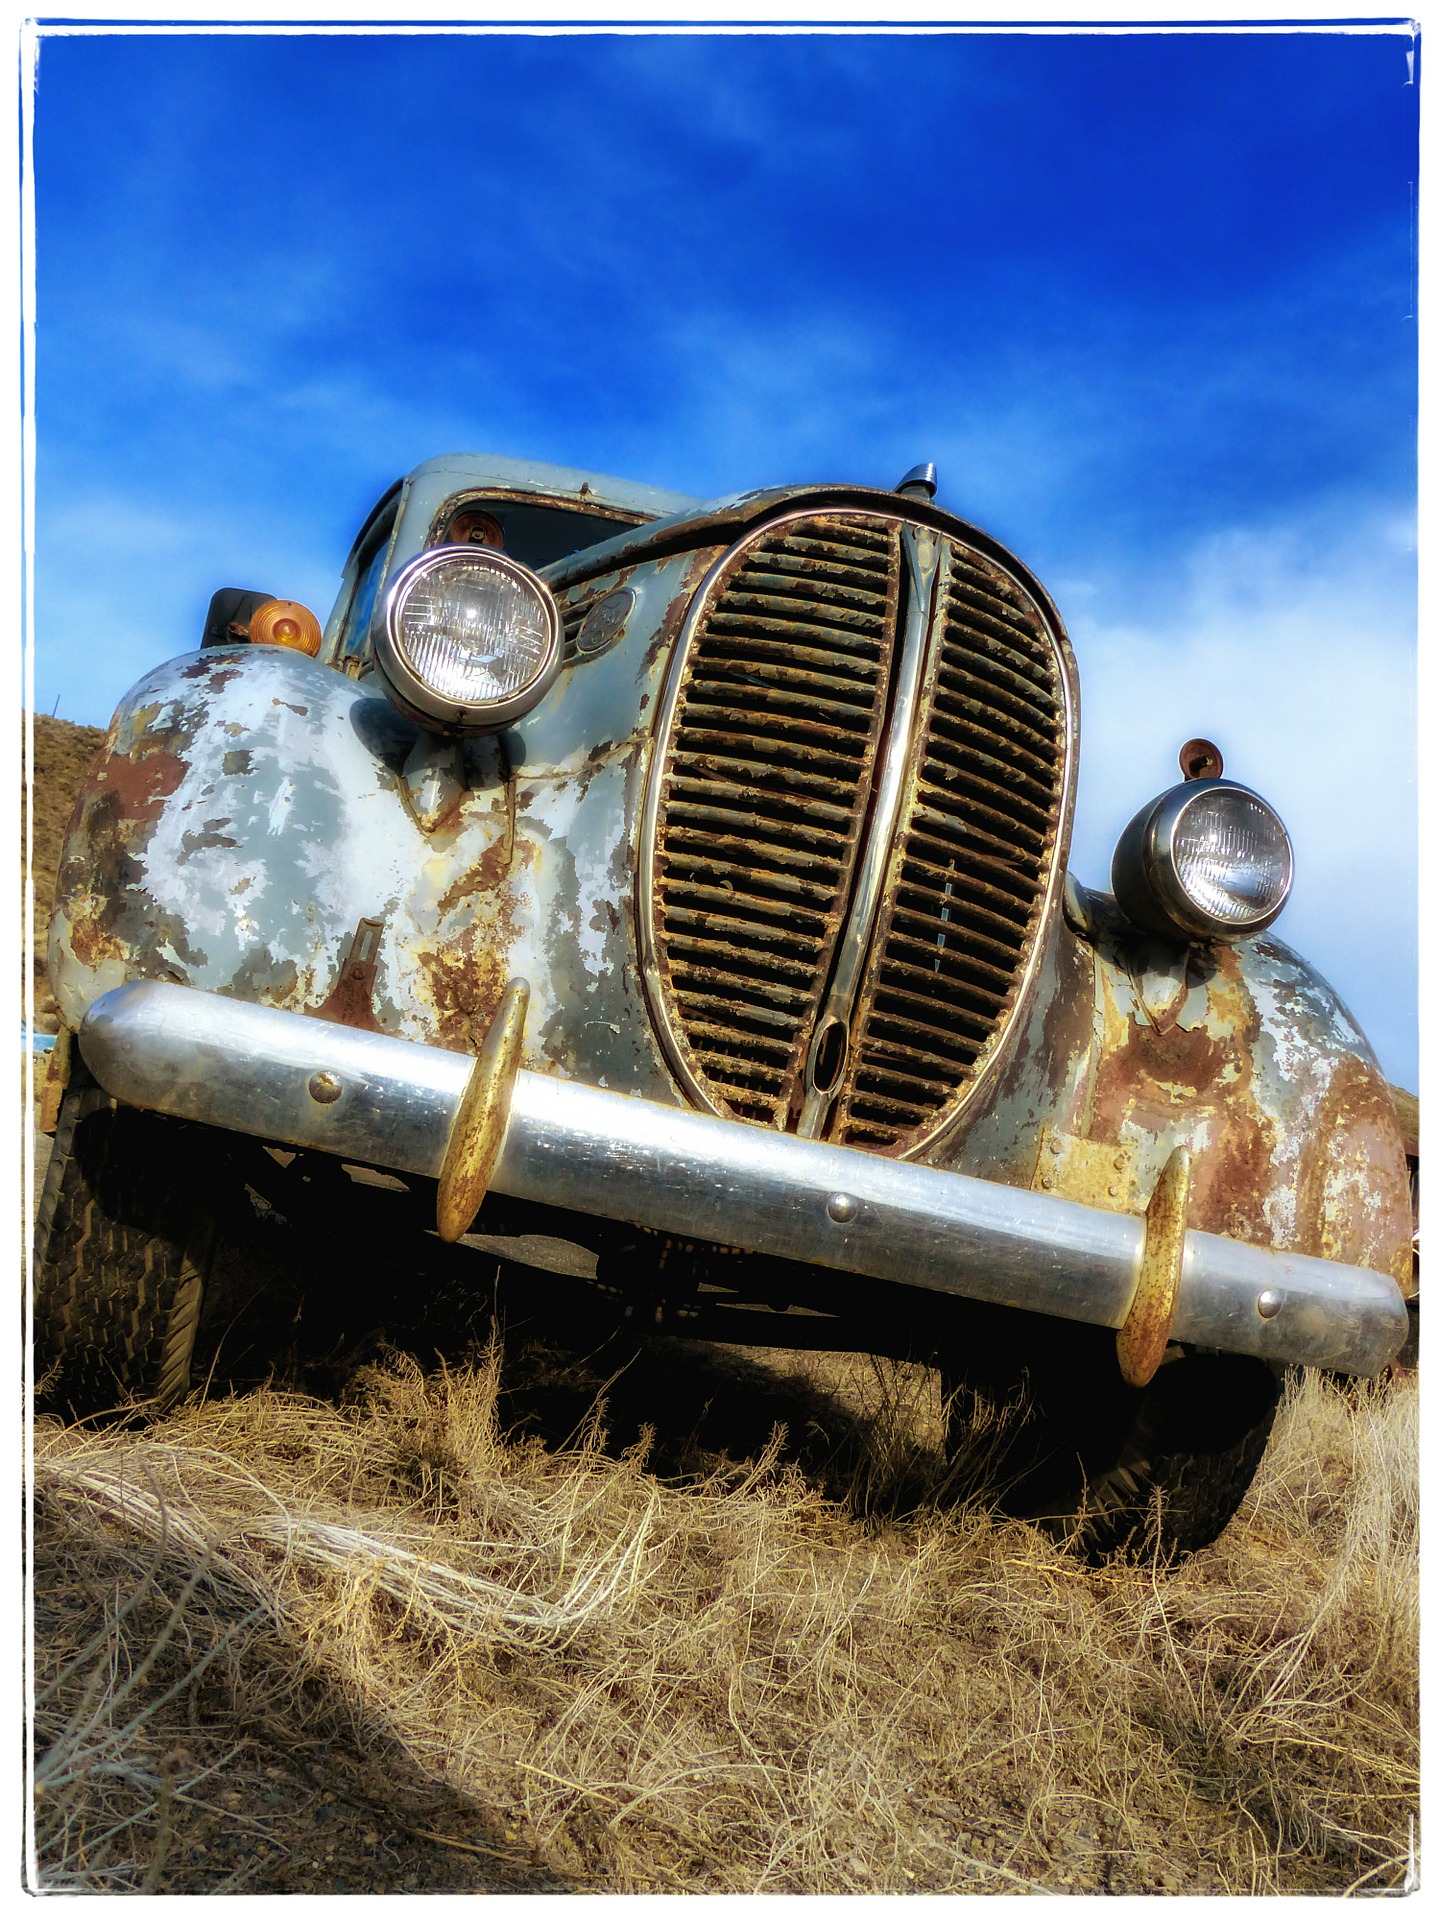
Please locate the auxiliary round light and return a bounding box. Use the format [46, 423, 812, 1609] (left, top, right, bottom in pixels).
[1111, 779, 1293, 943]
[249, 598, 323, 657]
[377, 545, 562, 733]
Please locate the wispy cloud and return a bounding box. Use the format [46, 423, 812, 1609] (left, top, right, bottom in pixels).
[1066, 503, 1416, 1083]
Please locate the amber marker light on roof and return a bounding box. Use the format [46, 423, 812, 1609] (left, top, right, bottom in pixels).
[250, 599, 323, 656]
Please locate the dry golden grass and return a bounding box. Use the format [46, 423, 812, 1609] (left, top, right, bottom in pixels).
[29, 1350, 1417, 1895]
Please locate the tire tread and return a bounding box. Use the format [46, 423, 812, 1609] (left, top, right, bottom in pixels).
[34, 1081, 213, 1418]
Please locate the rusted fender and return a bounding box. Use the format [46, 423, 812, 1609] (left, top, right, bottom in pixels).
[924, 886, 1411, 1288]
[46, 643, 684, 1099]
[1085, 895, 1408, 1285]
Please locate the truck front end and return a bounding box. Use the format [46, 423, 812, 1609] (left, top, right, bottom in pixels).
[37, 452, 1412, 1556]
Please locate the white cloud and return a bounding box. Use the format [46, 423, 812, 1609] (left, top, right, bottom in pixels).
[35, 483, 345, 724]
[1065, 504, 1416, 1085]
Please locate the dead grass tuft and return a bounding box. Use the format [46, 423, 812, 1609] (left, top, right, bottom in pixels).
[30, 1352, 1417, 1894]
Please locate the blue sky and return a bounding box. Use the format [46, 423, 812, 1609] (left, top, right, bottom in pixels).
[29, 26, 1418, 1083]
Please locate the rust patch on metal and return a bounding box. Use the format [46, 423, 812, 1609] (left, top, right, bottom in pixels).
[641, 548, 723, 675]
[434, 768, 517, 915]
[414, 847, 533, 1056]
[179, 659, 243, 692]
[1031, 1124, 1141, 1212]
[55, 718, 209, 980]
[87, 734, 189, 827]
[1088, 946, 1279, 1247]
[1296, 1050, 1413, 1284]
[311, 917, 386, 1032]
[436, 835, 513, 916]
[416, 932, 513, 1054]
[1084, 928, 1413, 1286]
[64, 898, 125, 973]
[1093, 1013, 1233, 1114]
[411, 777, 537, 1054]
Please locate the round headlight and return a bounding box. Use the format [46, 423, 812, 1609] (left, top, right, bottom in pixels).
[376, 545, 562, 733]
[1112, 779, 1293, 942]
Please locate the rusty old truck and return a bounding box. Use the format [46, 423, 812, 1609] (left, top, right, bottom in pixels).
[34, 454, 1415, 1558]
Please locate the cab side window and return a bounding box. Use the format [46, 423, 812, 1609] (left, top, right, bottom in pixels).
[335, 524, 395, 670]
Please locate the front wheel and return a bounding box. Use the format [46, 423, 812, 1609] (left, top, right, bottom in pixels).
[941, 1308, 1282, 1563]
[33, 1074, 218, 1420]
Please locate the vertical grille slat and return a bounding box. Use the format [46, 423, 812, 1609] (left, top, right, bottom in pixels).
[650, 511, 1069, 1148]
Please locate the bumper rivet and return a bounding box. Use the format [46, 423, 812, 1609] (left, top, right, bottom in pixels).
[1257, 1288, 1284, 1320]
[827, 1192, 858, 1225]
[308, 1071, 343, 1104]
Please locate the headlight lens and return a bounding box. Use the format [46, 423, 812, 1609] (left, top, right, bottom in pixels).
[1170, 788, 1292, 926]
[377, 546, 561, 732]
[1112, 779, 1294, 942]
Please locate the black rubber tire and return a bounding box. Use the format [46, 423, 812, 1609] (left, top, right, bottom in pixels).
[941, 1309, 1282, 1564]
[33, 1075, 218, 1420]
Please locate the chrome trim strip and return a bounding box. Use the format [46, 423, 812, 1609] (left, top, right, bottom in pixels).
[78, 982, 1410, 1377]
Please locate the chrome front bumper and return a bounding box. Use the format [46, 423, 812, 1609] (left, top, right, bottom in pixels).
[77, 981, 1408, 1377]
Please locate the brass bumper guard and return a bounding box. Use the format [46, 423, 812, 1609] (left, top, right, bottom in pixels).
[1116, 1145, 1192, 1388]
[436, 979, 531, 1243]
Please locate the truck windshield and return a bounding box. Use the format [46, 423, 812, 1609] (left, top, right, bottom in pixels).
[433, 499, 646, 570]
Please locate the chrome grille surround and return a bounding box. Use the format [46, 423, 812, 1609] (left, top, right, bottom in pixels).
[639, 507, 1076, 1155]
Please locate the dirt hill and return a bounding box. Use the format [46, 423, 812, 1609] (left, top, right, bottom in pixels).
[24, 716, 1419, 1895]
[27, 712, 107, 1033]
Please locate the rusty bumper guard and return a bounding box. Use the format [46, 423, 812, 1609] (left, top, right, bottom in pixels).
[77, 979, 1408, 1380]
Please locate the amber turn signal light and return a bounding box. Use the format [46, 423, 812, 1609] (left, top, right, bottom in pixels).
[249, 599, 322, 656]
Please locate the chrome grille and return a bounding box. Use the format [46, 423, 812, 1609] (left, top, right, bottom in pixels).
[832, 551, 1066, 1150]
[651, 515, 900, 1124]
[649, 511, 1069, 1150]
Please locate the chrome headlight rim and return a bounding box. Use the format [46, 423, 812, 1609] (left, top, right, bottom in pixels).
[376, 544, 563, 735]
[1113, 777, 1294, 943]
